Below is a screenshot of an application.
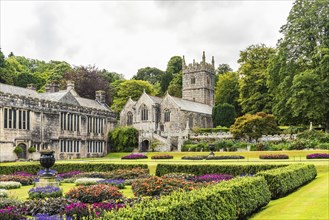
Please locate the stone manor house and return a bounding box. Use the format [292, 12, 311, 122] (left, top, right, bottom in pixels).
[0, 81, 116, 162]
[120, 52, 215, 151]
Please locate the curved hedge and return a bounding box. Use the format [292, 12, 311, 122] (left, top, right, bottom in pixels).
[104, 176, 271, 220]
[256, 163, 317, 199]
[155, 164, 287, 177]
[0, 163, 148, 175]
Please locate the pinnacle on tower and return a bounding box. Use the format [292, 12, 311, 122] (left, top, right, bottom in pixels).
[202, 51, 206, 64]
[212, 56, 215, 67]
[182, 55, 186, 68]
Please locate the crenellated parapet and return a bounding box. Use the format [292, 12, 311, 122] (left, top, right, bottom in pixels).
[182, 51, 215, 74]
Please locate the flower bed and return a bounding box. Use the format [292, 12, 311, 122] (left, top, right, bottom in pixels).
[181, 155, 245, 160]
[0, 174, 34, 186]
[106, 167, 150, 179]
[151, 155, 174, 159]
[121, 154, 148, 159]
[97, 179, 125, 189]
[57, 171, 82, 179]
[0, 181, 22, 189]
[28, 186, 63, 199]
[132, 176, 208, 197]
[192, 174, 234, 183]
[306, 153, 329, 159]
[162, 173, 195, 180]
[259, 154, 289, 159]
[66, 184, 123, 203]
[0, 189, 7, 198]
[75, 178, 104, 186]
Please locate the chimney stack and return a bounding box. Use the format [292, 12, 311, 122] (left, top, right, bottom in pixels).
[67, 81, 75, 91]
[95, 90, 106, 103]
[45, 83, 59, 93]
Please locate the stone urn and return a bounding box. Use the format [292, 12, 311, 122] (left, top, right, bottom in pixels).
[39, 150, 55, 177]
[209, 144, 215, 157]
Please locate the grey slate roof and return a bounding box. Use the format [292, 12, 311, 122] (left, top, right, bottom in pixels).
[0, 83, 110, 111]
[148, 95, 163, 104]
[170, 96, 212, 115]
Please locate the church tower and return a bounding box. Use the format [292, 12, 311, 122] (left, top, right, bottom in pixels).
[182, 51, 215, 106]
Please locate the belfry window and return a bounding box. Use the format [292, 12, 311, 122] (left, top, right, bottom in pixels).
[127, 111, 133, 125]
[164, 109, 171, 122]
[141, 105, 148, 121]
[191, 76, 196, 84]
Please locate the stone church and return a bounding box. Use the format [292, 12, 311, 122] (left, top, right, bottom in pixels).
[0, 81, 116, 162]
[120, 52, 215, 151]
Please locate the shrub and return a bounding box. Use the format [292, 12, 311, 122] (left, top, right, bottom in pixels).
[75, 178, 104, 186]
[121, 154, 148, 159]
[132, 176, 206, 197]
[91, 202, 125, 218]
[151, 155, 174, 159]
[108, 126, 139, 152]
[192, 174, 234, 183]
[259, 154, 289, 159]
[97, 179, 125, 189]
[0, 181, 22, 189]
[13, 146, 23, 155]
[105, 176, 271, 220]
[256, 164, 317, 199]
[63, 202, 90, 219]
[156, 164, 287, 177]
[316, 143, 329, 150]
[0, 163, 148, 175]
[0, 189, 7, 198]
[0, 175, 34, 186]
[181, 155, 206, 160]
[28, 186, 63, 199]
[19, 197, 79, 216]
[0, 206, 23, 220]
[28, 147, 36, 154]
[66, 184, 122, 203]
[306, 153, 329, 159]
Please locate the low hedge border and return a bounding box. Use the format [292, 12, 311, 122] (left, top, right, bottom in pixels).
[259, 154, 289, 159]
[256, 163, 317, 199]
[0, 164, 148, 175]
[155, 164, 287, 177]
[181, 155, 245, 160]
[104, 176, 271, 220]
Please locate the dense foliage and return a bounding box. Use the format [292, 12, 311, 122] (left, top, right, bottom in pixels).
[108, 126, 139, 152]
[212, 103, 237, 127]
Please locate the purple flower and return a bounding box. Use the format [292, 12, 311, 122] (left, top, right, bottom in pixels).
[121, 154, 148, 159]
[12, 171, 34, 177]
[307, 153, 329, 159]
[37, 169, 57, 176]
[57, 171, 82, 179]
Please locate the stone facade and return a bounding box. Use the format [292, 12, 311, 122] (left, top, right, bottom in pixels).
[0, 82, 116, 162]
[120, 52, 215, 151]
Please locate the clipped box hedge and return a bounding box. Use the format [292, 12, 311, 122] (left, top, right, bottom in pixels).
[155, 164, 287, 177]
[104, 176, 271, 220]
[0, 163, 148, 175]
[256, 163, 317, 199]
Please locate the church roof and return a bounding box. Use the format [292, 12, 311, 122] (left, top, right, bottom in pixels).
[148, 95, 162, 104]
[0, 83, 110, 111]
[170, 96, 212, 115]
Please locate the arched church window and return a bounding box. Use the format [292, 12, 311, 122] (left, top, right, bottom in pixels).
[189, 115, 193, 128]
[202, 117, 207, 128]
[127, 111, 133, 125]
[207, 77, 210, 86]
[164, 109, 171, 122]
[140, 104, 148, 121]
[191, 76, 196, 84]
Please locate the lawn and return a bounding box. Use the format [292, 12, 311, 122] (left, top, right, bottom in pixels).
[2, 150, 328, 218]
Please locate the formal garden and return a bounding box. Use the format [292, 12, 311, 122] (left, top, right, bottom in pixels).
[0, 149, 328, 219]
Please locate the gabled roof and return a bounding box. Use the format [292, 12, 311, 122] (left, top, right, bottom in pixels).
[148, 95, 162, 104]
[169, 95, 212, 115]
[0, 83, 111, 112]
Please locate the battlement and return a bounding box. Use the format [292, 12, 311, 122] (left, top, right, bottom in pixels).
[182, 51, 215, 74]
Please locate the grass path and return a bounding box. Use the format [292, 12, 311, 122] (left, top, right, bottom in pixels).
[251, 165, 329, 220]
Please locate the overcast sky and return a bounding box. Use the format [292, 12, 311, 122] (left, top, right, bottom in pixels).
[0, 1, 294, 79]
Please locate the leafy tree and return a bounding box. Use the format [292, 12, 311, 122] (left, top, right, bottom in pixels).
[132, 67, 165, 85]
[64, 66, 110, 103]
[0, 48, 14, 84]
[238, 44, 276, 114]
[230, 112, 280, 141]
[0, 48, 5, 68]
[101, 70, 125, 83]
[212, 103, 236, 127]
[268, 0, 329, 130]
[214, 71, 241, 115]
[108, 126, 139, 152]
[167, 71, 182, 97]
[160, 56, 182, 94]
[112, 80, 155, 114]
[216, 64, 233, 75]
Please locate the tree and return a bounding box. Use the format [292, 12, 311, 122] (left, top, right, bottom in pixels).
[108, 126, 139, 152]
[212, 103, 236, 127]
[160, 56, 182, 94]
[238, 44, 276, 114]
[230, 112, 280, 141]
[112, 79, 155, 114]
[65, 66, 110, 103]
[132, 67, 165, 85]
[215, 63, 233, 85]
[167, 71, 182, 97]
[268, 0, 329, 130]
[214, 71, 241, 115]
